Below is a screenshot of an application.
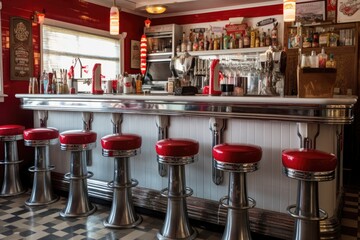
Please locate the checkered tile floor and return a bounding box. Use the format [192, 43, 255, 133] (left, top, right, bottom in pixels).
[0, 188, 358, 240]
[0, 193, 223, 240]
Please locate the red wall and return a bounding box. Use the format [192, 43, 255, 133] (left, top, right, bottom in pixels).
[0, 0, 145, 167]
[150, 4, 282, 25]
[0, 0, 145, 126]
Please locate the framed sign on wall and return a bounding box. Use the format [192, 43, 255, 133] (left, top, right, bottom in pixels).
[10, 17, 33, 80]
[337, 0, 360, 23]
[296, 0, 326, 23]
[130, 40, 140, 69]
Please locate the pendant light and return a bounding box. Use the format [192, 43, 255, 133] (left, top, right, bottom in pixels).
[140, 34, 147, 75]
[283, 0, 296, 22]
[110, 0, 119, 35]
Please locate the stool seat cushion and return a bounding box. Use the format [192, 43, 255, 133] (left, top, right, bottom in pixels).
[0, 125, 25, 136]
[24, 128, 59, 141]
[156, 138, 199, 157]
[213, 143, 262, 163]
[101, 134, 141, 151]
[282, 148, 337, 172]
[59, 130, 97, 145]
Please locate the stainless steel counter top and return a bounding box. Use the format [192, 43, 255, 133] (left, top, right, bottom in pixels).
[15, 94, 358, 124]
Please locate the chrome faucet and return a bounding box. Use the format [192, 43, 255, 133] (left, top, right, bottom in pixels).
[73, 57, 83, 78]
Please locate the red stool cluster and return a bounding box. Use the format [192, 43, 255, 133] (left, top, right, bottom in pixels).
[23, 127, 59, 206]
[0, 125, 26, 196]
[101, 133, 142, 228]
[59, 130, 97, 217]
[155, 138, 199, 240]
[282, 148, 337, 240]
[213, 143, 262, 240]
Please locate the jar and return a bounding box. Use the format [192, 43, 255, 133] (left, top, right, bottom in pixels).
[123, 76, 132, 94]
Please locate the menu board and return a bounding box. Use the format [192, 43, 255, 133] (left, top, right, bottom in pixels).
[10, 17, 33, 80]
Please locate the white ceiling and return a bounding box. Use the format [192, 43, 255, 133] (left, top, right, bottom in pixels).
[85, 0, 283, 17]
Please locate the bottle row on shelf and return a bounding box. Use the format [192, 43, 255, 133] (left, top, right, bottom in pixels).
[176, 22, 281, 53]
[288, 24, 355, 49]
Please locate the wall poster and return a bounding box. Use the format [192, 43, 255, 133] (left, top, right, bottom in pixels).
[10, 17, 33, 80]
[337, 0, 360, 23]
[296, 1, 326, 23]
[130, 40, 140, 69]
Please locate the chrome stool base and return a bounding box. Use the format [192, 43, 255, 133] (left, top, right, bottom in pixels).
[26, 195, 59, 206]
[157, 229, 197, 240]
[104, 216, 142, 229]
[25, 145, 58, 206]
[0, 140, 25, 197]
[61, 151, 95, 218]
[158, 164, 197, 240]
[220, 172, 256, 240]
[103, 153, 142, 228]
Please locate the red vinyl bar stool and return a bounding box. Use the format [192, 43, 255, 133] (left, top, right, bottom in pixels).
[213, 143, 262, 240]
[59, 130, 97, 217]
[155, 138, 199, 240]
[23, 128, 59, 206]
[282, 149, 337, 240]
[0, 124, 26, 196]
[101, 133, 142, 228]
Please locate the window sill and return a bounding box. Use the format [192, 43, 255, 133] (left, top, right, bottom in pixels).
[0, 94, 7, 102]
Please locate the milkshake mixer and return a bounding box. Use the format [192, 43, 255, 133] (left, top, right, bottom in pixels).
[258, 47, 286, 96]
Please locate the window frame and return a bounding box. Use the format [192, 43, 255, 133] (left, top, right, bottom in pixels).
[40, 18, 124, 79]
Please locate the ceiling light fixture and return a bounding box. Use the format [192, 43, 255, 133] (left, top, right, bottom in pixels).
[145, 5, 167, 14]
[110, 0, 119, 35]
[32, 10, 45, 25]
[283, 0, 296, 22]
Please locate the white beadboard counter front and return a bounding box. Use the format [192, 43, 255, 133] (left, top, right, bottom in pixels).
[15, 93, 357, 239]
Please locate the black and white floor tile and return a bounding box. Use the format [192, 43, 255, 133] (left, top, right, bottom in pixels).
[0, 188, 358, 240]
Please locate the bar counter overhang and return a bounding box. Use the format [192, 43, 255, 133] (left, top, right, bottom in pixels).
[15, 93, 358, 239]
[16, 93, 356, 123]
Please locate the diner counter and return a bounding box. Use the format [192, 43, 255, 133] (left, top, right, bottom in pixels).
[16, 94, 357, 124]
[15, 93, 358, 239]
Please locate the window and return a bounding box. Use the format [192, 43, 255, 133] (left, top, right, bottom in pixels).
[41, 19, 123, 92]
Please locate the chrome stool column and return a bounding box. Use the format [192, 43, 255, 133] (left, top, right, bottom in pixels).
[213, 143, 262, 240]
[59, 130, 97, 217]
[23, 128, 59, 206]
[282, 148, 337, 240]
[0, 124, 26, 196]
[101, 133, 142, 228]
[155, 138, 199, 240]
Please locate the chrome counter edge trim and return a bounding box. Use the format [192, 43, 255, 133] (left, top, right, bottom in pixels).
[18, 96, 355, 124]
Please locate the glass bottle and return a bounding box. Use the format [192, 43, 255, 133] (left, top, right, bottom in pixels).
[209, 33, 214, 50]
[326, 53, 336, 68]
[260, 29, 265, 47]
[238, 33, 244, 48]
[255, 31, 260, 48]
[186, 35, 192, 52]
[181, 32, 187, 52]
[265, 29, 271, 46]
[318, 47, 328, 68]
[243, 30, 250, 48]
[192, 33, 199, 51]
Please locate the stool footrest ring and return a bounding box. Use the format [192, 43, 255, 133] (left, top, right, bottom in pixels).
[64, 171, 94, 180]
[287, 204, 328, 221]
[219, 196, 256, 210]
[0, 159, 23, 165]
[160, 187, 193, 198]
[28, 165, 55, 172]
[107, 178, 138, 189]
